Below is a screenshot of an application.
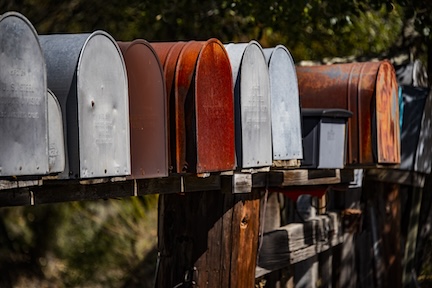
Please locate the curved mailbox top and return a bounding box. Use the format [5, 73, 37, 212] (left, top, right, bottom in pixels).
[117, 40, 168, 179]
[195, 39, 235, 173]
[297, 61, 400, 166]
[168, 39, 235, 173]
[39, 31, 131, 179]
[264, 45, 303, 161]
[47, 89, 65, 174]
[225, 41, 272, 168]
[302, 108, 353, 118]
[0, 12, 49, 176]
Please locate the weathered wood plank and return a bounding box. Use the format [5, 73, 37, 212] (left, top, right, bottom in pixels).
[269, 169, 353, 187]
[0, 188, 32, 206]
[0, 179, 42, 190]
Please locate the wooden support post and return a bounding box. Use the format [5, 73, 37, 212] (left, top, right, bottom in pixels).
[363, 179, 402, 288]
[402, 186, 423, 286]
[156, 176, 261, 288]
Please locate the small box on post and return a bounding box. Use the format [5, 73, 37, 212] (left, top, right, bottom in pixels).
[117, 40, 169, 179]
[264, 45, 303, 168]
[301, 108, 352, 169]
[225, 41, 272, 169]
[297, 61, 400, 167]
[39, 31, 131, 179]
[0, 12, 49, 177]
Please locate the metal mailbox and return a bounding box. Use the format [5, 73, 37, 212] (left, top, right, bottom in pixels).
[0, 12, 49, 177]
[47, 89, 65, 174]
[117, 40, 168, 179]
[301, 109, 352, 169]
[157, 39, 235, 173]
[297, 61, 400, 166]
[39, 31, 131, 179]
[225, 41, 272, 169]
[264, 45, 303, 165]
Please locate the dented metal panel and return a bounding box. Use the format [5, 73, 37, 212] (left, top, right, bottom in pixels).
[39, 31, 131, 179]
[47, 89, 65, 174]
[118, 40, 168, 179]
[264, 46, 303, 162]
[297, 61, 400, 166]
[195, 39, 235, 172]
[225, 42, 272, 168]
[0, 12, 49, 176]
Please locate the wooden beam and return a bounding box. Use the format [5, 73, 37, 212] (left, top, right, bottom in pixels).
[365, 168, 426, 188]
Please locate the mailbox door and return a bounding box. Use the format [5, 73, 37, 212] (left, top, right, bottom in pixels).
[118, 40, 168, 179]
[239, 42, 272, 168]
[0, 12, 49, 176]
[265, 46, 303, 161]
[47, 89, 65, 174]
[195, 39, 235, 173]
[318, 119, 346, 169]
[77, 32, 131, 178]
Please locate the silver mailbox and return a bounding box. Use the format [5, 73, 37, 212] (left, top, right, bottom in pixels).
[264, 45, 303, 163]
[47, 89, 65, 174]
[0, 12, 49, 177]
[225, 41, 272, 169]
[39, 31, 131, 179]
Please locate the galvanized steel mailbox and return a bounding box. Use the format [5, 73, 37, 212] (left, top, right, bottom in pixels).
[0, 12, 49, 177]
[118, 40, 169, 179]
[301, 109, 352, 169]
[225, 41, 272, 169]
[47, 89, 66, 174]
[264, 45, 303, 165]
[39, 31, 131, 179]
[297, 61, 400, 166]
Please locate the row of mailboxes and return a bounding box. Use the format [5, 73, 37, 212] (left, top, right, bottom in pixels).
[0, 12, 402, 180]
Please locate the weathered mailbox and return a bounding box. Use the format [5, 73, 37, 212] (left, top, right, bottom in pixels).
[0, 12, 49, 177]
[152, 40, 235, 173]
[297, 61, 400, 166]
[117, 40, 169, 179]
[301, 109, 352, 169]
[225, 41, 272, 169]
[264, 45, 303, 167]
[39, 31, 131, 179]
[47, 89, 66, 174]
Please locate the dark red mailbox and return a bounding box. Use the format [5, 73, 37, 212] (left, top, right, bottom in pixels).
[118, 40, 169, 179]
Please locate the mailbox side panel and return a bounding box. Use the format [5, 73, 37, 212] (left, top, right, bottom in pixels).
[77, 33, 131, 178]
[47, 90, 66, 174]
[0, 13, 49, 176]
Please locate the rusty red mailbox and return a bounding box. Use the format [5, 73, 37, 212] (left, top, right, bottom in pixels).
[118, 40, 169, 179]
[297, 61, 400, 166]
[151, 39, 235, 173]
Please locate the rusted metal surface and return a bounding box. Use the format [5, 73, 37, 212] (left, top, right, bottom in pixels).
[225, 42, 272, 169]
[297, 61, 400, 166]
[39, 31, 131, 179]
[0, 12, 49, 177]
[195, 39, 235, 172]
[264, 46, 303, 162]
[47, 89, 65, 174]
[118, 40, 169, 179]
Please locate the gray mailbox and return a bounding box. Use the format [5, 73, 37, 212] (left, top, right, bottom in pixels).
[225, 41, 272, 169]
[301, 109, 352, 169]
[0, 12, 49, 177]
[264, 45, 303, 165]
[39, 31, 131, 179]
[47, 89, 65, 174]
